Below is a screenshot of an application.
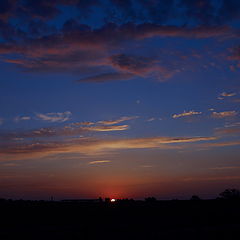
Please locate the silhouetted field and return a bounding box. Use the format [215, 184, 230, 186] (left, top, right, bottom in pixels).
[1, 199, 240, 240]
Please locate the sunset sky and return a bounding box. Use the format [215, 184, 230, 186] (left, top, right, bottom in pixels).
[0, 0, 240, 200]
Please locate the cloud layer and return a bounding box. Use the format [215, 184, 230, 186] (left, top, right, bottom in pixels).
[0, 115, 138, 140]
[0, 0, 238, 84]
[0, 135, 217, 161]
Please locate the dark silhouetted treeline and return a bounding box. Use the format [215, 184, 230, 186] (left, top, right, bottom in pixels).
[1, 189, 240, 240]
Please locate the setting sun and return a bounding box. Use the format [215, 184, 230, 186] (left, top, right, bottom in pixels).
[111, 199, 116, 202]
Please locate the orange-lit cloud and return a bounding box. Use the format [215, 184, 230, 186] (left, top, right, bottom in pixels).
[172, 110, 202, 118]
[199, 140, 240, 148]
[215, 127, 240, 136]
[110, 54, 175, 80]
[211, 111, 237, 118]
[0, 135, 217, 161]
[81, 125, 129, 132]
[88, 160, 111, 165]
[98, 116, 138, 125]
[220, 92, 236, 97]
[1, 116, 135, 141]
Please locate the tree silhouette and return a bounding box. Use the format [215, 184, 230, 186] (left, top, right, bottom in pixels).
[145, 197, 157, 202]
[190, 195, 201, 201]
[219, 189, 240, 200]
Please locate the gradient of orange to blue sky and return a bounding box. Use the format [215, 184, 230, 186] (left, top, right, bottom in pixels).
[0, 0, 240, 200]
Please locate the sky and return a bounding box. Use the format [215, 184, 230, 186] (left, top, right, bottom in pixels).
[0, 0, 240, 200]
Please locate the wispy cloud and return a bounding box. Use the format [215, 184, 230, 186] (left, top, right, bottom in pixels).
[36, 111, 72, 122]
[183, 175, 240, 182]
[220, 92, 236, 97]
[0, 135, 217, 161]
[88, 160, 111, 165]
[210, 166, 240, 170]
[0, 123, 130, 141]
[200, 140, 240, 148]
[172, 110, 202, 119]
[110, 54, 175, 80]
[81, 125, 129, 132]
[140, 165, 153, 168]
[70, 121, 94, 126]
[0, 115, 137, 142]
[215, 126, 240, 136]
[146, 118, 156, 122]
[0, 118, 4, 125]
[211, 111, 237, 118]
[14, 116, 31, 122]
[1, 163, 20, 168]
[98, 116, 138, 125]
[225, 122, 240, 128]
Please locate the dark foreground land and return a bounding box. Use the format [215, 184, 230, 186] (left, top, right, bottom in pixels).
[1, 199, 240, 240]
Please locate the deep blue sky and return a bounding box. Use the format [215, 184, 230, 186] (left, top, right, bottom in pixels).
[0, 0, 240, 200]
